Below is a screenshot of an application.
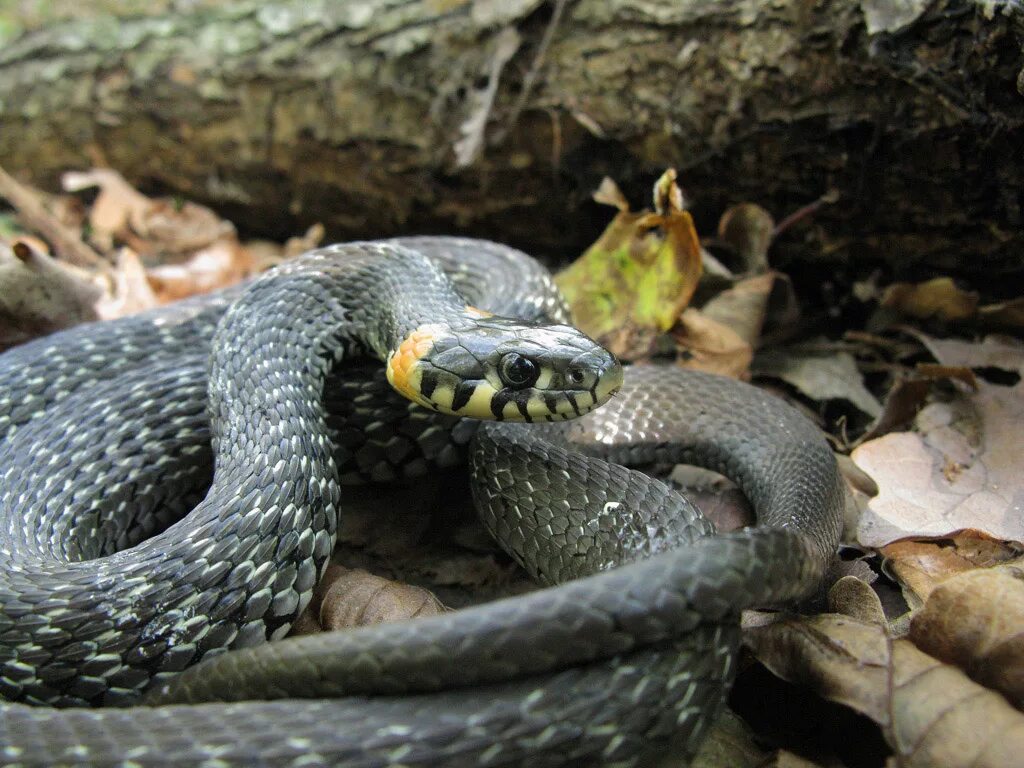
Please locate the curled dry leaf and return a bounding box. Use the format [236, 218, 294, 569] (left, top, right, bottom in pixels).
[292, 564, 446, 634]
[0, 240, 101, 351]
[746, 613, 1024, 767]
[880, 277, 979, 321]
[556, 169, 703, 360]
[672, 308, 752, 378]
[909, 564, 1024, 708]
[881, 531, 1023, 605]
[853, 378, 1024, 547]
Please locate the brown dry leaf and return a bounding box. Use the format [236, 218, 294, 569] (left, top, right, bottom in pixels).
[94, 248, 159, 320]
[753, 347, 882, 418]
[853, 378, 1024, 547]
[699, 272, 776, 348]
[147, 240, 255, 303]
[881, 531, 1023, 605]
[858, 364, 977, 444]
[555, 170, 703, 359]
[688, 708, 769, 768]
[64, 169, 232, 257]
[746, 613, 1024, 767]
[827, 575, 887, 625]
[62, 169, 151, 252]
[0, 240, 101, 351]
[672, 308, 752, 378]
[880, 277, 979, 321]
[978, 297, 1024, 329]
[909, 564, 1024, 708]
[716, 202, 774, 274]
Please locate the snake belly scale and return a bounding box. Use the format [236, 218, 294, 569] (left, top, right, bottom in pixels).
[0, 238, 844, 766]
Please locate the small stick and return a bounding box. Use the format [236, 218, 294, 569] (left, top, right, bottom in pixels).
[0, 164, 106, 269]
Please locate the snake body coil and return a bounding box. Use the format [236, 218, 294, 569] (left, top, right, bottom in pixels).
[0, 238, 843, 766]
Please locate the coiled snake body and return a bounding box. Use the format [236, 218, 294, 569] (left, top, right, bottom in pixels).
[0, 238, 843, 766]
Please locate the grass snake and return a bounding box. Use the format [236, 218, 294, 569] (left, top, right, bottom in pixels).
[0, 238, 844, 766]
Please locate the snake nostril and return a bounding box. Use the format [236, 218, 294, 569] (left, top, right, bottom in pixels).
[569, 368, 586, 385]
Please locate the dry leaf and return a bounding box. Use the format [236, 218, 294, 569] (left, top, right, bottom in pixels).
[689, 709, 769, 768]
[858, 364, 977, 445]
[746, 613, 1024, 767]
[880, 277, 979, 321]
[147, 240, 255, 302]
[909, 564, 1024, 708]
[64, 168, 233, 256]
[699, 272, 776, 347]
[754, 348, 882, 418]
[556, 169, 703, 359]
[881, 532, 1023, 605]
[978, 297, 1024, 329]
[0, 240, 101, 350]
[94, 248, 159, 320]
[293, 564, 446, 634]
[673, 308, 752, 378]
[908, 331, 1024, 375]
[853, 379, 1024, 547]
[716, 203, 774, 274]
[827, 575, 886, 625]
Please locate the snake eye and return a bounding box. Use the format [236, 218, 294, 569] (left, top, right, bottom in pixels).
[498, 353, 539, 390]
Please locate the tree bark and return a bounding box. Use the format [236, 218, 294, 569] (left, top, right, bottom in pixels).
[0, 0, 1021, 277]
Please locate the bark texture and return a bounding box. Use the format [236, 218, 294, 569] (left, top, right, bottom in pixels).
[0, 0, 1021, 275]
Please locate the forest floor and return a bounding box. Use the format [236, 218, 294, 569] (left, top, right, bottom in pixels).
[2, 165, 1023, 767]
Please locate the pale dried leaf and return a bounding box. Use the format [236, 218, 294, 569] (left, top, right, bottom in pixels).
[754, 348, 882, 418]
[593, 177, 630, 211]
[746, 613, 1024, 767]
[909, 564, 1024, 708]
[853, 380, 1024, 547]
[0, 240, 101, 350]
[94, 248, 158, 320]
[673, 308, 752, 378]
[908, 331, 1024, 375]
[63, 168, 150, 249]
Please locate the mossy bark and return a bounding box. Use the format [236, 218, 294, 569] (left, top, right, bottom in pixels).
[0, 0, 1020, 275]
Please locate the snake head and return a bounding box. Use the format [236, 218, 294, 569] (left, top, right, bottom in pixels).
[386, 315, 622, 421]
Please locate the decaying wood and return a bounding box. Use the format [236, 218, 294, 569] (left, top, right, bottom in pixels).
[0, 0, 1020, 274]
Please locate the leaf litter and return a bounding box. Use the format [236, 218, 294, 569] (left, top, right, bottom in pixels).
[3, 164, 1024, 767]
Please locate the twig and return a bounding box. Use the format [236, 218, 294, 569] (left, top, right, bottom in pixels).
[0, 164, 106, 269]
[492, 0, 570, 145]
[453, 27, 521, 168]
